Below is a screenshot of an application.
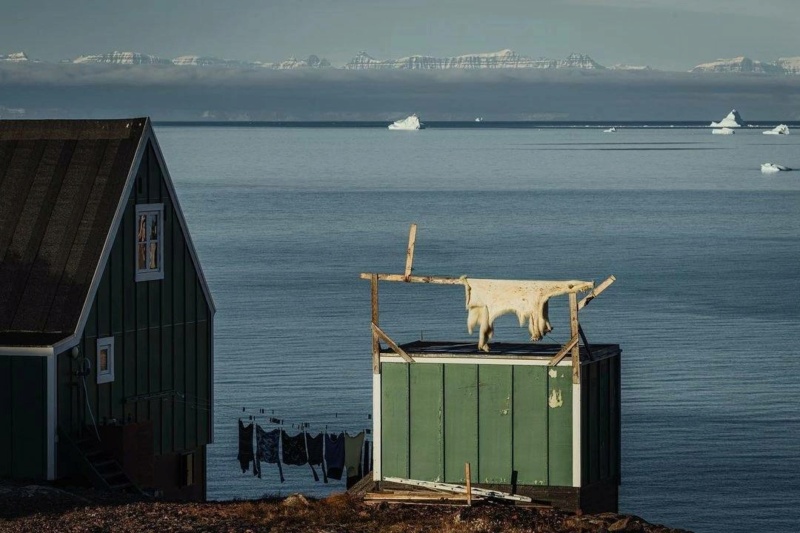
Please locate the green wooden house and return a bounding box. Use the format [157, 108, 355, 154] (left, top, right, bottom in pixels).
[363, 267, 620, 513]
[0, 118, 214, 500]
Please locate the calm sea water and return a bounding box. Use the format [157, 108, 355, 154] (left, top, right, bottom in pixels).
[155, 125, 800, 533]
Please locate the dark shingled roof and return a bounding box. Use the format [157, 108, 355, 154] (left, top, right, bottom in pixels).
[0, 118, 147, 346]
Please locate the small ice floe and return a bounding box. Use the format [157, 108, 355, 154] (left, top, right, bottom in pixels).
[603, 127, 616, 133]
[710, 109, 744, 128]
[712, 127, 735, 135]
[761, 163, 792, 174]
[763, 124, 790, 135]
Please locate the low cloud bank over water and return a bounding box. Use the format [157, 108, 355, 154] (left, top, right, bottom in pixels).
[2, 63, 800, 121]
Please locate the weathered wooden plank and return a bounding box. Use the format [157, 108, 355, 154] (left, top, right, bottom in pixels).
[160, 324, 174, 453]
[569, 293, 580, 384]
[478, 365, 513, 483]
[443, 364, 477, 483]
[409, 364, 443, 481]
[548, 336, 579, 367]
[547, 367, 572, 487]
[11, 357, 46, 478]
[404, 223, 417, 279]
[360, 273, 464, 285]
[383, 477, 532, 502]
[513, 366, 549, 485]
[578, 275, 615, 310]
[381, 363, 409, 478]
[372, 324, 414, 363]
[371, 274, 379, 374]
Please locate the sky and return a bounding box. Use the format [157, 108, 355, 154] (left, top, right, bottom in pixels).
[2, 0, 799, 70]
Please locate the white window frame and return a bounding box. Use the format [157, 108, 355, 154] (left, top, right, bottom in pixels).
[135, 203, 164, 282]
[96, 336, 115, 384]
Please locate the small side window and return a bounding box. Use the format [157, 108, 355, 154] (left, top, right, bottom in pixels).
[96, 337, 115, 384]
[135, 203, 164, 282]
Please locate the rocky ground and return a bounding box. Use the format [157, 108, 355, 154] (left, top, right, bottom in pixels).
[0, 482, 691, 533]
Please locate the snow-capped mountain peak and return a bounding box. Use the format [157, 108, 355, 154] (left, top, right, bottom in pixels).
[344, 50, 605, 70]
[73, 51, 171, 65]
[0, 52, 29, 62]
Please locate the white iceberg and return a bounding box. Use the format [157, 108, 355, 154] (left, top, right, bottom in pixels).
[712, 127, 735, 135]
[388, 114, 423, 130]
[763, 124, 790, 135]
[603, 127, 616, 133]
[761, 163, 792, 174]
[710, 109, 744, 128]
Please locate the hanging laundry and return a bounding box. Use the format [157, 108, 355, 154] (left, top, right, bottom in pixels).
[344, 431, 365, 483]
[360, 439, 372, 478]
[237, 420, 255, 474]
[256, 425, 284, 482]
[281, 430, 308, 465]
[324, 432, 345, 480]
[306, 432, 326, 483]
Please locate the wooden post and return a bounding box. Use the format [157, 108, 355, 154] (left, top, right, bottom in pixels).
[569, 291, 580, 384]
[404, 223, 417, 281]
[465, 463, 472, 507]
[371, 273, 380, 374]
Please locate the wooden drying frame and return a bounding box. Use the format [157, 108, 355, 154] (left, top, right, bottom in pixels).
[361, 224, 615, 384]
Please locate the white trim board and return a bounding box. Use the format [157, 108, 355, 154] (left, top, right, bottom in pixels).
[379, 354, 574, 367]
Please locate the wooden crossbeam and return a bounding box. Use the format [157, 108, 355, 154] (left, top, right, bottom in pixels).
[578, 275, 616, 310]
[404, 224, 417, 280]
[548, 335, 579, 367]
[372, 323, 415, 363]
[360, 272, 464, 284]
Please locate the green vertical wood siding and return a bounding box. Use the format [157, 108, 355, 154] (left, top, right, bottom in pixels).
[513, 366, 549, 485]
[443, 364, 478, 483]
[0, 356, 47, 479]
[580, 355, 620, 486]
[547, 366, 573, 486]
[380, 360, 592, 489]
[381, 363, 409, 478]
[57, 140, 213, 460]
[478, 365, 513, 483]
[409, 364, 443, 481]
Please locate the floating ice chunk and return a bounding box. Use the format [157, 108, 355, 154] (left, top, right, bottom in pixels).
[763, 124, 790, 135]
[712, 127, 735, 135]
[761, 163, 791, 174]
[710, 109, 744, 128]
[388, 114, 422, 130]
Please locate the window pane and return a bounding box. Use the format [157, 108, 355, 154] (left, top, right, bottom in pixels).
[149, 214, 159, 240]
[138, 243, 147, 270]
[149, 242, 159, 270]
[99, 348, 108, 372]
[137, 215, 147, 243]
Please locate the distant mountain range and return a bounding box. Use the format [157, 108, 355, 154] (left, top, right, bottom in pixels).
[689, 56, 800, 74]
[2, 49, 800, 74]
[0, 49, 633, 70]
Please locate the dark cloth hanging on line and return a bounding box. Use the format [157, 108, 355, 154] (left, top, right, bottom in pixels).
[281, 430, 308, 465]
[306, 432, 326, 483]
[344, 431, 365, 485]
[360, 439, 372, 478]
[237, 420, 255, 474]
[324, 432, 345, 480]
[256, 425, 284, 482]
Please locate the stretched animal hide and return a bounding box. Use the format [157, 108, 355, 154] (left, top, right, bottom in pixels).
[463, 278, 594, 352]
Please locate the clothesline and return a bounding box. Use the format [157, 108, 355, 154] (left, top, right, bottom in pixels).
[238, 419, 373, 485]
[232, 406, 372, 434]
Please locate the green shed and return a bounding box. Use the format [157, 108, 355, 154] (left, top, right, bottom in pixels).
[361, 235, 619, 512]
[0, 118, 214, 500]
